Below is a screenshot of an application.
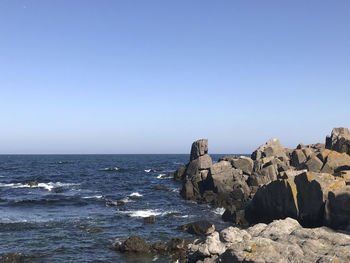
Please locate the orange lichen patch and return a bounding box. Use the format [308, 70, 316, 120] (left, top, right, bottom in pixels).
[329, 181, 344, 192]
[332, 260, 339, 263]
[246, 243, 257, 259]
[305, 172, 314, 181]
[286, 179, 299, 213]
[318, 149, 333, 161]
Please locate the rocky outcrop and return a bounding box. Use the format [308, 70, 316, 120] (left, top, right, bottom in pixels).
[187, 217, 350, 263]
[246, 170, 350, 229]
[326, 127, 350, 155]
[173, 127, 350, 229]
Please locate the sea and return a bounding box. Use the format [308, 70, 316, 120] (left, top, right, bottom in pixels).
[0, 154, 230, 262]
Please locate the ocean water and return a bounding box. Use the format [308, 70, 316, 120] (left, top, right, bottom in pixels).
[0, 154, 229, 262]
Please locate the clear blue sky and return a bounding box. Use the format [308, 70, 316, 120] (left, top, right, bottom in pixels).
[1, 0, 349, 154]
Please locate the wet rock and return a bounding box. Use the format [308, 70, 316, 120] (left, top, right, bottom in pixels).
[152, 186, 169, 191]
[143, 216, 156, 223]
[0, 253, 22, 263]
[106, 200, 125, 206]
[26, 181, 38, 187]
[116, 235, 151, 253]
[87, 228, 103, 233]
[181, 220, 215, 235]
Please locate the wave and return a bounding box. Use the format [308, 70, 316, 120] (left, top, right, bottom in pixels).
[100, 167, 119, 172]
[156, 174, 172, 179]
[144, 169, 164, 173]
[0, 182, 79, 191]
[56, 161, 72, 164]
[123, 209, 163, 218]
[128, 192, 143, 197]
[120, 197, 134, 203]
[213, 207, 226, 215]
[82, 195, 104, 199]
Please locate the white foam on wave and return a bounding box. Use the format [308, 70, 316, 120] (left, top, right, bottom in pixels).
[128, 192, 143, 197]
[171, 188, 180, 193]
[101, 167, 119, 171]
[120, 196, 134, 203]
[144, 169, 151, 173]
[83, 195, 104, 199]
[124, 209, 162, 218]
[213, 207, 226, 215]
[0, 182, 79, 191]
[156, 174, 172, 179]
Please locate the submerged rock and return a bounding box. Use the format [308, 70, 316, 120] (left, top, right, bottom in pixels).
[0, 253, 22, 263]
[143, 216, 156, 223]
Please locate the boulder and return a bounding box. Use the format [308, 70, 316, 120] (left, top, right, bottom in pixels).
[231, 156, 254, 175]
[290, 149, 307, 167]
[251, 138, 289, 161]
[326, 127, 350, 155]
[320, 149, 350, 174]
[190, 139, 208, 161]
[302, 155, 323, 172]
[116, 235, 151, 253]
[181, 220, 215, 235]
[187, 217, 350, 263]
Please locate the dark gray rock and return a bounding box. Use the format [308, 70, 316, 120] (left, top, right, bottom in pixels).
[143, 216, 156, 223]
[117, 235, 151, 253]
[181, 220, 215, 235]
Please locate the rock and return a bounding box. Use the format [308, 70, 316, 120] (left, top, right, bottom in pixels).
[173, 165, 187, 181]
[117, 235, 151, 253]
[197, 154, 212, 170]
[246, 171, 350, 229]
[231, 156, 254, 175]
[190, 139, 208, 161]
[302, 155, 323, 172]
[181, 220, 215, 235]
[251, 138, 288, 161]
[106, 200, 125, 206]
[26, 181, 38, 187]
[188, 217, 350, 263]
[152, 186, 169, 191]
[87, 228, 103, 233]
[290, 149, 307, 167]
[320, 149, 350, 174]
[326, 127, 350, 155]
[0, 253, 22, 263]
[143, 216, 156, 223]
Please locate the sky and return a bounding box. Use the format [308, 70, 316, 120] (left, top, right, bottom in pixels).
[0, 0, 349, 154]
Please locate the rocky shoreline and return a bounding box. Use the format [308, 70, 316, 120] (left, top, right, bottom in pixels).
[115, 127, 350, 262]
